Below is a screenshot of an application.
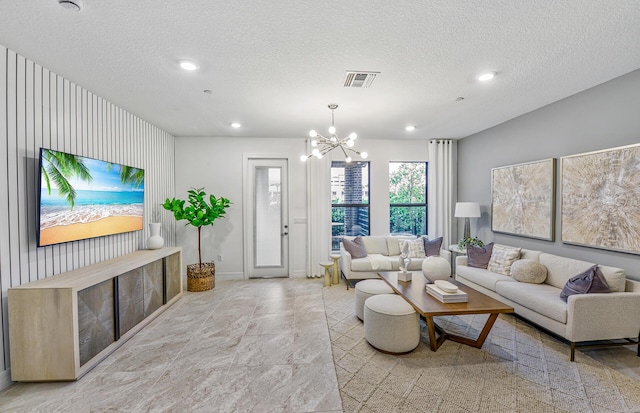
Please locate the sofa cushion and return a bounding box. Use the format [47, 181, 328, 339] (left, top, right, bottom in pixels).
[495, 281, 567, 324]
[467, 243, 494, 269]
[560, 265, 611, 302]
[487, 244, 521, 275]
[539, 254, 595, 290]
[387, 238, 402, 256]
[596, 264, 626, 293]
[343, 236, 368, 258]
[511, 259, 547, 284]
[456, 265, 515, 291]
[423, 237, 443, 257]
[538, 254, 626, 292]
[520, 249, 542, 261]
[350, 254, 397, 271]
[407, 238, 426, 258]
[362, 236, 389, 255]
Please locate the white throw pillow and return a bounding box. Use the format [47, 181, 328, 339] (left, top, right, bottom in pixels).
[406, 238, 426, 258]
[487, 244, 522, 276]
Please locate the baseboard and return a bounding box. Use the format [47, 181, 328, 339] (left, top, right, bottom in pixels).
[0, 368, 13, 391]
[290, 270, 308, 278]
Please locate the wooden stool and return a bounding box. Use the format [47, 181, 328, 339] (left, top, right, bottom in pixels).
[330, 254, 340, 285]
[320, 261, 333, 287]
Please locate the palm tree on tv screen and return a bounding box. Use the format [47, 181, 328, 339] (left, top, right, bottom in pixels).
[118, 165, 144, 188]
[41, 149, 93, 210]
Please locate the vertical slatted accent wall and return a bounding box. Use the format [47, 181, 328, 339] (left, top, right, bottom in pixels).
[0, 45, 176, 381]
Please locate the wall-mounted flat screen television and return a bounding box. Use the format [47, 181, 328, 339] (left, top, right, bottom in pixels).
[37, 148, 145, 247]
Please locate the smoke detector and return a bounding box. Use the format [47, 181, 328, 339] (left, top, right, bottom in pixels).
[58, 0, 83, 12]
[344, 71, 379, 88]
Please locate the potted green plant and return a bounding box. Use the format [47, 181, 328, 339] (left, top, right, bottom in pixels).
[162, 187, 231, 292]
[457, 236, 484, 251]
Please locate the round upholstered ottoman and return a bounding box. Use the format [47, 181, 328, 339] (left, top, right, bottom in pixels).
[363, 294, 420, 354]
[354, 279, 395, 321]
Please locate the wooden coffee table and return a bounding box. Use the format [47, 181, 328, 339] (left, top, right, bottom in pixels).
[378, 271, 514, 351]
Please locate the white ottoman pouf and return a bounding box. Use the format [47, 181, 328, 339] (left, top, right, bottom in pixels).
[364, 294, 420, 354]
[354, 279, 394, 321]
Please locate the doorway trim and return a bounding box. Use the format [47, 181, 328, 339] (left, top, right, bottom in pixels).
[242, 154, 292, 280]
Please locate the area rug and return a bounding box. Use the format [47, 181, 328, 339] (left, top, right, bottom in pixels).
[322, 286, 640, 413]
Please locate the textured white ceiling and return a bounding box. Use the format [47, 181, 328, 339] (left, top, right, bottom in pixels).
[1, 0, 639, 140]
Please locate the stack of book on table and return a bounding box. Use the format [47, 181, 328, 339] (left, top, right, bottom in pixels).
[425, 284, 468, 303]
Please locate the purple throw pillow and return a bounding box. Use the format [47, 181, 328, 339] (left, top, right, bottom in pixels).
[423, 236, 443, 257]
[342, 236, 368, 259]
[467, 243, 494, 269]
[560, 265, 611, 302]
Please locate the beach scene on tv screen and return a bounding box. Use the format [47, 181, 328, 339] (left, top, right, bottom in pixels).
[39, 149, 144, 246]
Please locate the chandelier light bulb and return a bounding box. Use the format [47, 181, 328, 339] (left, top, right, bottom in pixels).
[361, 152, 368, 159]
[301, 104, 364, 163]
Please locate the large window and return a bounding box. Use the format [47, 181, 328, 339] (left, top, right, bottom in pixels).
[331, 161, 370, 250]
[389, 162, 427, 236]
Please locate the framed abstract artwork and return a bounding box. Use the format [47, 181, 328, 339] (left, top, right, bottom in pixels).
[491, 158, 556, 240]
[561, 143, 640, 254]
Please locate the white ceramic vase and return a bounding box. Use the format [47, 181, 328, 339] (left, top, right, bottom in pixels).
[147, 223, 164, 249]
[421, 256, 451, 283]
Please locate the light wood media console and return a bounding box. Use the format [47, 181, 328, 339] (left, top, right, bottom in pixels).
[8, 247, 182, 382]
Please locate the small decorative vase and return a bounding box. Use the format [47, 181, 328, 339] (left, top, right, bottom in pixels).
[422, 256, 451, 283]
[146, 223, 164, 250]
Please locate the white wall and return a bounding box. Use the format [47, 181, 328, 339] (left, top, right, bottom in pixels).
[457, 69, 640, 280]
[173, 137, 429, 278]
[0, 45, 176, 389]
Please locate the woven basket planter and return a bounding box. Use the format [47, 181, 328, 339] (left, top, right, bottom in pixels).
[186, 262, 215, 292]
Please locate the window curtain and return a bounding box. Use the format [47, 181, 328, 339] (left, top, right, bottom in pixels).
[428, 139, 457, 247]
[305, 142, 331, 277]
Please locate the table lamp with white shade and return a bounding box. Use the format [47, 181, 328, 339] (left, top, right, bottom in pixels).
[455, 202, 481, 239]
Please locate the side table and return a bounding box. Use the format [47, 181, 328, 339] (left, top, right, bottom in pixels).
[320, 261, 333, 287]
[448, 244, 466, 279]
[330, 254, 340, 285]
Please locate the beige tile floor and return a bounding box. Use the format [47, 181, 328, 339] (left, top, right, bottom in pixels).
[0, 278, 341, 413]
[1, 278, 639, 412]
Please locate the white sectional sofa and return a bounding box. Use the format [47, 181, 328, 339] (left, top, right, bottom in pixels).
[455, 246, 640, 360]
[339, 235, 451, 287]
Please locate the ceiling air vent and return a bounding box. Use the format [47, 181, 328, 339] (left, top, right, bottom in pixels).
[344, 71, 379, 88]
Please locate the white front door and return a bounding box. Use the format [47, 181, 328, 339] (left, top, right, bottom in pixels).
[244, 158, 289, 278]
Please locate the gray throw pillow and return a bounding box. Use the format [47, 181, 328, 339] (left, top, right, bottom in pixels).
[423, 236, 443, 257]
[342, 236, 367, 259]
[560, 265, 610, 302]
[467, 243, 494, 269]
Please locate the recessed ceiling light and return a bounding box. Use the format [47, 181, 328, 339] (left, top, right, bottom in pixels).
[179, 61, 199, 71]
[230, 122, 242, 128]
[58, 0, 83, 11]
[405, 125, 416, 132]
[478, 72, 496, 82]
